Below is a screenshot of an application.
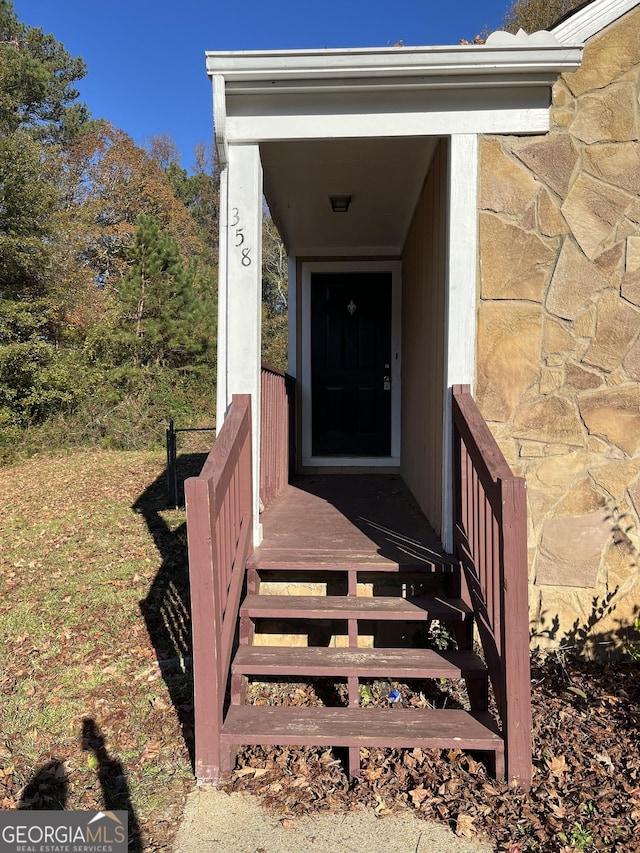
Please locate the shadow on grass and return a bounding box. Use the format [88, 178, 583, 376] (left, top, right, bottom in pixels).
[18, 760, 68, 810]
[81, 718, 143, 852]
[18, 720, 142, 852]
[134, 452, 208, 772]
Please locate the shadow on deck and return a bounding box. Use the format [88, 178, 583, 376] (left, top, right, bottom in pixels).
[252, 474, 456, 571]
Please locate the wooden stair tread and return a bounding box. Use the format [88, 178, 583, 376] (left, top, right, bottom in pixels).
[232, 645, 487, 679]
[247, 556, 457, 573]
[221, 705, 503, 750]
[241, 594, 471, 621]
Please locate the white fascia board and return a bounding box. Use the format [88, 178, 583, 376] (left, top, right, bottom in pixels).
[553, 0, 639, 45]
[206, 41, 582, 91]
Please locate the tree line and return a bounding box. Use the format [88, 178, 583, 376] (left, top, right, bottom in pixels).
[0, 1, 286, 461]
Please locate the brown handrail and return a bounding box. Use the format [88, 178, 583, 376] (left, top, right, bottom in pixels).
[452, 384, 532, 788]
[185, 394, 253, 783]
[260, 363, 295, 511]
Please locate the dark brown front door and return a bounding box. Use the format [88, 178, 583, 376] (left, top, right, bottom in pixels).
[311, 271, 392, 456]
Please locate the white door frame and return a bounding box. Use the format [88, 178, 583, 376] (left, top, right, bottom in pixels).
[300, 260, 402, 468]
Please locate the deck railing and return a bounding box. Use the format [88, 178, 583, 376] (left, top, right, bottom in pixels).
[452, 384, 532, 788]
[260, 364, 294, 512]
[185, 394, 253, 783]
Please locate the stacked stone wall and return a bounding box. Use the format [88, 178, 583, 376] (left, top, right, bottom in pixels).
[477, 7, 640, 652]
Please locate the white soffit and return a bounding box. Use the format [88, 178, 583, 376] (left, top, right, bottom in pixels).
[553, 0, 640, 45]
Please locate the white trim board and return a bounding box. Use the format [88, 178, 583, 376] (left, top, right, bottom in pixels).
[225, 106, 555, 145]
[300, 260, 402, 469]
[206, 40, 581, 87]
[553, 0, 639, 44]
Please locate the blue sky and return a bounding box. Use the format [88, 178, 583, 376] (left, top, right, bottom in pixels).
[13, 0, 512, 172]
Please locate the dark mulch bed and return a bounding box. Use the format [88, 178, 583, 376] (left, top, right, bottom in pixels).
[224, 653, 640, 852]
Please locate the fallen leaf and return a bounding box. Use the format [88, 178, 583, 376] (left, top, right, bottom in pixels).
[141, 740, 162, 762]
[409, 785, 428, 807]
[466, 756, 482, 774]
[546, 755, 570, 776]
[456, 813, 476, 838]
[567, 686, 588, 700]
[594, 751, 614, 770]
[233, 767, 256, 778]
[362, 767, 383, 782]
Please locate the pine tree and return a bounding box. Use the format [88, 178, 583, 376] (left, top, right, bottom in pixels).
[0, 0, 89, 143]
[0, 1, 90, 434]
[118, 214, 209, 369]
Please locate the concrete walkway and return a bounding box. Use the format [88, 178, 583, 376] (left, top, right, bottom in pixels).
[173, 787, 495, 853]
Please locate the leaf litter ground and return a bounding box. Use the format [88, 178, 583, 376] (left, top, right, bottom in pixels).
[1, 450, 639, 851]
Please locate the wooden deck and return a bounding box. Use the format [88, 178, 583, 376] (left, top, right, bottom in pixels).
[250, 474, 457, 571]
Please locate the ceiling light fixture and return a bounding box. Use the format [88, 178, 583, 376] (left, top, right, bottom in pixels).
[329, 195, 352, 213]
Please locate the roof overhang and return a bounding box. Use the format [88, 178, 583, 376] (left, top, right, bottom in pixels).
[207, 31, 582, 92]
[208, 31, 582, 161]
[207, 31, 582, 254]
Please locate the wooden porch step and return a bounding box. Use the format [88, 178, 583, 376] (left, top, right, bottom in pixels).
[240, 594, 472, 622]
[232, 645, 487, 680]
[221, 705, 503, 767]
[247, 557, 458, 573]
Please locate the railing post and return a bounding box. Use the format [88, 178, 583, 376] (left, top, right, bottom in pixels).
[501, 477, 532, 788]
[452, 387, 470, 610]
[259, 366, 294, 513]
[237, 395, 253, 535]
[287, 373, 296, 478]
[185, 475, 224, 783]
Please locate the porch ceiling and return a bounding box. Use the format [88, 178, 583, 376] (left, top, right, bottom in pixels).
[261, 136, 438, 255]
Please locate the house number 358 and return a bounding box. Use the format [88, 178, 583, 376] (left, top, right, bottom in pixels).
[230, 207, 252, 266]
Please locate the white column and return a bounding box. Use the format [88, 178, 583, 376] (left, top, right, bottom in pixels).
[216, 166, 229, 429]
[287, 254, 297, 379]
[442, 133, 479, 551]
[218, 143, 264, 544]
